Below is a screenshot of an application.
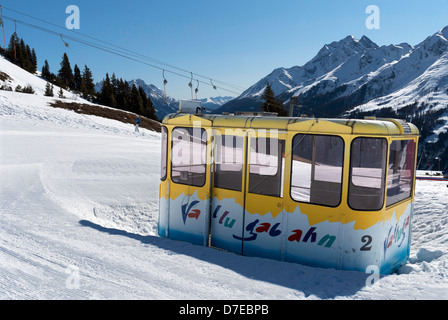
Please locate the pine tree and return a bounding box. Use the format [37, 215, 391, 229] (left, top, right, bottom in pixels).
[44, 82, 54, 97]
[81, 65, 95, 101]
[18, 39, 26, 67]
[129, 83, 143, 114]
[57, 53, 75, 89]
[261, 83, 286, 116]
[115, 78, 131, 111]
[5, 35, 19, 63]
[3, 36, 37, 73]
[42, 60, 51, 81]
[261, 83, 275, 112]
[58, 87, 65, 98]
[22, 85, 35, 94]
[73, 64, 82, 92]
[111, 73, 118, 89]
[41, 60, 57, 83]
[99, 73, 117, 108]
[31, 49, 37, 72]
[24, 45, 37, 73]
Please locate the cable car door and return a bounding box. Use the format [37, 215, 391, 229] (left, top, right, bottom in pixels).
[242, 130, 286, 260]
[168, 126, 211, 246]
[209, 129, 246, 254]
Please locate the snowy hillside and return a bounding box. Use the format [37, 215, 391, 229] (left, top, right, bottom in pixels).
[0, 55, 84, 103]
[0, 56, 160, 134]
[1, 85, 447, 300]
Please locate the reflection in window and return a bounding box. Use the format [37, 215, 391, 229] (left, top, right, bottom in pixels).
[349, 137, 387, 211]
[249, 136, 285, 197]
[171, 127, 207, 187]
[291, 134, 344, 207]
[214, 135, 244, 191]
[386, 140, 415, 207]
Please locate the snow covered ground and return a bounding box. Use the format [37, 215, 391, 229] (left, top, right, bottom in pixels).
[0, 90, 447, 300]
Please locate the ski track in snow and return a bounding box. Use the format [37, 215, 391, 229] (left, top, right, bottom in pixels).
[1, 92, 448, 300]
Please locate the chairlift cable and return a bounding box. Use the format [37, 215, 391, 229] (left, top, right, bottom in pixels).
[1, 6, 246, 93]
[2, 15, 242, 95]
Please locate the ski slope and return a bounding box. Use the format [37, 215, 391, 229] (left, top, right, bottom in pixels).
[0, 90, 447, 300]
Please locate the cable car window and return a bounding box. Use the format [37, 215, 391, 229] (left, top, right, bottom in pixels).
[171, 127, 207, 187]
[249, 137, 285, 197]
[291, 134, 344, 207]
[349, 137, 387, 211]
[214, 135, 244, 191]
[161, 126, 168, 181]
[386, 140, 416, 207]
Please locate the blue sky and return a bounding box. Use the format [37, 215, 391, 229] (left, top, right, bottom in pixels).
[2, 0, 448, 100]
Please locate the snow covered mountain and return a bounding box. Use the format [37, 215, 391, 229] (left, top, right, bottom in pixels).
[216, 26, 448, 169]
[198, 96, 234, 112]
[218, 26, 448, 119]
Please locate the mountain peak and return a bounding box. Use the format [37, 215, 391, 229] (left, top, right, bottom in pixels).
[416, 26, 448, 55]
[336, 34, 378, 49]
[311, 34, 378, 68]
[318, 34, 378, 55]
[359, 35, 378, 48]
[438, 25, 448, 40]
[341, 35, 357, 43]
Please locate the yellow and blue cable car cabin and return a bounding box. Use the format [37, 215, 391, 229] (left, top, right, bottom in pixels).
[158, 110, 419, 275]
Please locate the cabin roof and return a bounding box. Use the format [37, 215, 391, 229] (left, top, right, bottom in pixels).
[162, 113, 419, 136]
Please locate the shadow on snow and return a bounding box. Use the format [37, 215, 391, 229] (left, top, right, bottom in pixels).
[79, 219, 370, 299]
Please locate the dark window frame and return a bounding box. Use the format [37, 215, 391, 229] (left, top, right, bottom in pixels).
[170, 126, 207, 187]
[289, 133, 345, 208]
[386, 139, 416, 207]
[348, 137, 388, 211]
[248, 136, 285, 198]
[213, 134, 244, 191]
